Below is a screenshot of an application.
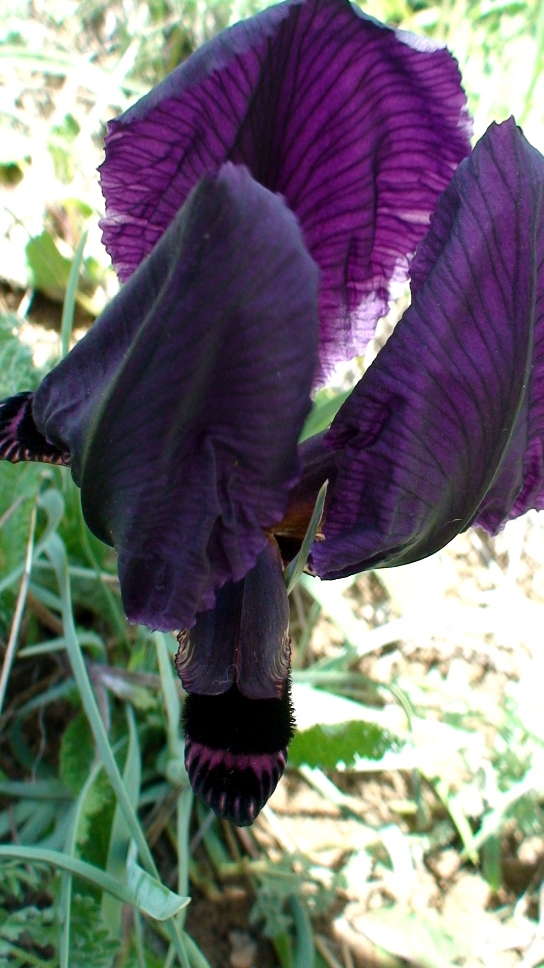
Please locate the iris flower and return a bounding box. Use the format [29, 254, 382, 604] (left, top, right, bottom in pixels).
[1, 0, 542, 827]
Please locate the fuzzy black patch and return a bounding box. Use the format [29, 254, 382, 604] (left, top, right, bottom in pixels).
[182, 680, 295, 756]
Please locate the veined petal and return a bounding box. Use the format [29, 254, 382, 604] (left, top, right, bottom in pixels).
[99, 0, 471, 384]
[33, 164, 319, 630]
[311, 119, 544, 579]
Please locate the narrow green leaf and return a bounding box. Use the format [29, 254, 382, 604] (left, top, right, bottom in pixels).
[59, 755, 106, 968]
[60, 231, 88, 359]
[291, 896, 314, 968]
[299, 389, 351, 443]
[285, 480, 328, 595]
[0, 779, 69, 799]
[126, 843, 190, 920]
[101, 705, 142, 934]
[0, 845, 180, 920]
[481, 833, 502, 893]
[0, 489, 64, 596]
[155, 632, 184, 761]
[18, 630, 105, 658]
[44, 532, 191, 966]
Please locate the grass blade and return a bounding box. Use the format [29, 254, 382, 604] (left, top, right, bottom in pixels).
[44, 531, 191, 965]
[60, 231, 88, 359]
[101, 705, 142, 934]
[0, 844, 185, 918]
[285, 480, 328, 595]
[0, 502, 37, 714]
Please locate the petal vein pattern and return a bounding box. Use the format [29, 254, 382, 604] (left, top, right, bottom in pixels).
[311, 119, 544, 579]
[99, 0, 471, 384]
[33, 165, 319, 630]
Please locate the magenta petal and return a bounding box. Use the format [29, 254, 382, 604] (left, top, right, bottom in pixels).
[312, 119, 544, 579]
[33, 165, 318, 630]
[99, 0, 471, 384]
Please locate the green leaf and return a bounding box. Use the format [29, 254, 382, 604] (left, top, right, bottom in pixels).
[25, 230, 72, 300]
[0, 313, 42, 395]
[0, 845, 186, 923]
[101, 706, 141, 934]
[299, 389, 351, 443]
[60, 230, 88, 359]
[291, 896, 314, 968]
[44, 533, 191, 965]
[285, 480, 328, 595]
[0, 315, 44, 622]
[67, 894, 119, 968]
[126, 844, 190, 921]
[59, 713, 95, 796]
[289, 720, 399, 770]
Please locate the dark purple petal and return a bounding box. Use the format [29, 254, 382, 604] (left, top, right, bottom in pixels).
[182, 680, 294, 825]
[311, 119, 544, 579]
[0, 392, 70, 466]
[175, 537, 290, 700]
[33, 164, 318, 630]
[99, 0, 471, 384]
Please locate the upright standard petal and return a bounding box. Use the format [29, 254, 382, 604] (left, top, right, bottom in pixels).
[311, 119, 544, 579]
[32, 164, 319, 630]
[99, 0, 471, 384]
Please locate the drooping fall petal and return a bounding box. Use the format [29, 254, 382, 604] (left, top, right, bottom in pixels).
[99, 0, 471, 384]
[31, 164, 318, 629]
[182, 680, 295, 826]
[311, 119, 544, 579]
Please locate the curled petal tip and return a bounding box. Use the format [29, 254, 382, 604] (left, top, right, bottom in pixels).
[182, 682, 295, 824]
[0, 392, 70, 466]
[185, 738, 288, 826]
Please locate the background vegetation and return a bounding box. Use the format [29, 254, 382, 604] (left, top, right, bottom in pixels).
[1, 1, 544, 966]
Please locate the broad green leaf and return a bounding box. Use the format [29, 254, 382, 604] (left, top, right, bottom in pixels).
[299, 389, 351, 443]
[26, 230, 72, 300]
[288, 720, 399, 770]
[59, 713, 95, 796]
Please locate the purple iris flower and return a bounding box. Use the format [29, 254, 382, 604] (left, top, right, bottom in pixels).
[3, 1, 543, 827]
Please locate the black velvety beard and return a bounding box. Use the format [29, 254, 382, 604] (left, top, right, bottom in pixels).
[182, 681, 295, 826]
